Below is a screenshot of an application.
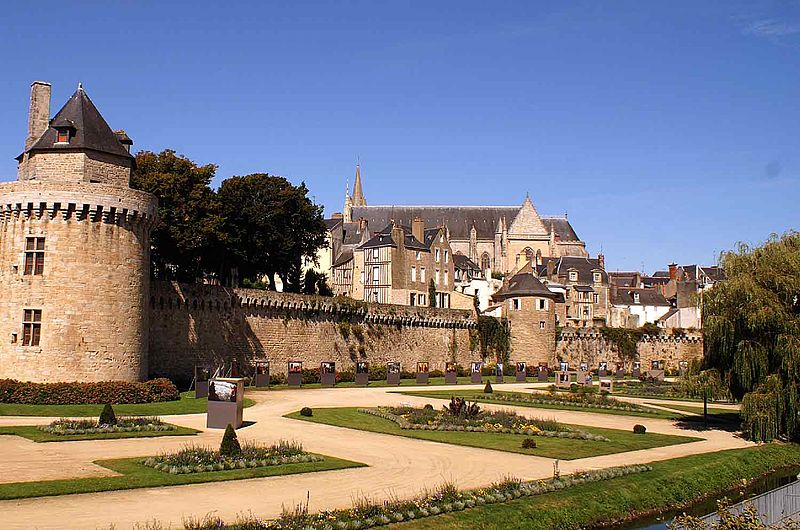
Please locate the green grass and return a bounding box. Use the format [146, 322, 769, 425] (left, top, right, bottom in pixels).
[248, 376, 536, 391]
[0, 391, 254, 417]
[0, 424, 200, 442]
[0, 454, 364, 500]
[395, 389, 682, 420]
[391, 443, 800, 530]
[285, 407, 700, 460]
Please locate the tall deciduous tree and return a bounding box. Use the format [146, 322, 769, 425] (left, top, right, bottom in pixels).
[131, 150, 225, 281]
[217, 173, 327, 290]
[703, 231, 800, 441]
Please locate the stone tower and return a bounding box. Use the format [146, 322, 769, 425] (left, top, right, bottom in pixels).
[0, 82, 158, 382]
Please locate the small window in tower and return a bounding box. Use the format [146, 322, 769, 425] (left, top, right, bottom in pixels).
[539, 321, 546, 330]
[23, 237, 45, 275]
[22, 309, 42, 347]
[56, 130, 69, 143]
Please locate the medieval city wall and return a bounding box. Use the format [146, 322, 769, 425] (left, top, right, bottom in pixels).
[149, 281, 478, 384]
[556, 329, 703, 372]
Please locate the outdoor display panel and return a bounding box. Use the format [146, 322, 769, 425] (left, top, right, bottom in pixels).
[470, 361, 483, 383]
[253, 361, 270, 388]
[538, 363, 548, 382]
[555, 371, 571, 389]
[559, 361, 569, 372]
[288, 361, 303, 387]
[195, 366, 211, 398]
[207, 378, 244, 429]
[445, 361, 457, 384]
[615, 362, 626, 378]
[600, 378, 613, 393]
[355, 361, 369, 386]
[679, 360, 688, 377]
[579, 362, 589, 372]
[416, 361, 429, 385]
[599, 361, 608, 377]
[515, 361, 526, 382]
[321, 361, 336, 386]
[386, 362, 401, 385]
[633, 361, 641, 378]
[495, 363, 504, 383]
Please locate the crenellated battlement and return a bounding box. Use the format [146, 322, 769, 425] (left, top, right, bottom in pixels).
[0, 181, 157, 228]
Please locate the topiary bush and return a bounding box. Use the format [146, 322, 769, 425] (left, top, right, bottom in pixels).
[0, 378, 179, 405]
[220, 424, 242, 457]
[300, 407, 313, 417]
[98, 403, 117, 426]
[484, 381, 493, 393]
[633, 424, 647, 434]
[423, 404, 434, 411]
[521, 438, 537, 449]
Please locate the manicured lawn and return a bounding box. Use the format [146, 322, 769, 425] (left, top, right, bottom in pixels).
[247, 376, 537, 391]
[0, 391, 254, 417]
[0, 454, 364, 500]
[0, 424, 200, 442]
[396, 389, 682, 420]
[286, 407, 699, 460]
[391, 444, 800, 529]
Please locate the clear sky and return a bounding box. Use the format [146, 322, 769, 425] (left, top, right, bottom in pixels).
[0, 1, 797, 272]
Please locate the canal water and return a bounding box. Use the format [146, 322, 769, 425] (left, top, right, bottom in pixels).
[610, 467, 800, 530]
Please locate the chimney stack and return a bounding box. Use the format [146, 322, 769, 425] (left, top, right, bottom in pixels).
[391, 223, 405, 251]
[546, 258, 555, 279]
[411, 217, 425, 243]
[668, 263, 677, 281]
[597, 253, 605, 270]
[25, 81, 51, 151]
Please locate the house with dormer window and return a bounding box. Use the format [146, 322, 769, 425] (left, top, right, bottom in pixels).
[534, 255, 609, 328]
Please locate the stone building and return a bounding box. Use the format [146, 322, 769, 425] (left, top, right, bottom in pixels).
[0, 82, 157, 382]
[534, 255, 609, 328]
[491, 268, 558, 364]
[340, 167, 587, 275]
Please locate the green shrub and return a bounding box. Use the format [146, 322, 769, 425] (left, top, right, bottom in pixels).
[423, 404, 434, 411]
[300, 407, 313, 417]
[521, 438, 537, 449]
[633, 424, 647, 434]
[98, 404, 117, 426]
[484, 381, 493, 393]
[220, 424, 242, 457]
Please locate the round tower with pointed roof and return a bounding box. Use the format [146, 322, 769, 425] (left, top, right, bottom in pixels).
[0, 82, 157, 382]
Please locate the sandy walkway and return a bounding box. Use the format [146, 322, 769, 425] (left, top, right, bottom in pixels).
[0, 384, 751, 529]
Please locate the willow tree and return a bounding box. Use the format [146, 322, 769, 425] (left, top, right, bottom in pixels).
[703, 231, 800, 441]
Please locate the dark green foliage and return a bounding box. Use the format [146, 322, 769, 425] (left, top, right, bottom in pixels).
[303, 270, 333, 296]
[598, 327, 646, 360]
[443, 397, 481, 419]
[0, 378, 180, 405]
[217, 173, 327, 291]
[703, 231, 800, 441]
[633, 424, 646, 434]
[484, 381, 493, 393]
[99, 404, 117, 426]
[423, 404, 434, 411]
[521, 438, 537, 449]
[428, 278, 437, 307]
[219, 424, 242, 457]
[300, 407, 313, 417]
[476, 316, 511, 364]
[132, 150, 225, 282]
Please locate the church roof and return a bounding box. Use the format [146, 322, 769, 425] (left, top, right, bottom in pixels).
[21, 86, 133, 161]
[350, 204, 580, 242]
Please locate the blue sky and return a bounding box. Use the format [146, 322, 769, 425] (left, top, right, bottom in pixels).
[0, 1, 797, 272]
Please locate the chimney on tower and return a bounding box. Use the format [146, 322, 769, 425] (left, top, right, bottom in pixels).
[669, 263, 677, 280]
[597, 253, 605, 270]
[25, 81, 51, 151]
[411, 217, 425, 243]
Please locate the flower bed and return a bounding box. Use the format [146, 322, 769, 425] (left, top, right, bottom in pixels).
[477, 390, 658, 414]
[357, 406, 610, 441]
[142, 440, 322, 475]
[39, 416, 176, 435]
[256, 465, 653, 529]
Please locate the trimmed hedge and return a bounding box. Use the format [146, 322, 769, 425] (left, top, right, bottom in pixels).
[0, 378, 180, 405]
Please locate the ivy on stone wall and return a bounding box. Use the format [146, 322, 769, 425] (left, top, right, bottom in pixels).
[476, 316, 511, 364]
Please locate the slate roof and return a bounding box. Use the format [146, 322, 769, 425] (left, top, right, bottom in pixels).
[20, 87, 133, 161]
[350, 205, 580, 242]
[453, 253, 481, 273]
[360, 224, 429, 251]
[535, 256, 608, 284]
[611, 288, 670, 307]
[324, 218, 343, 231]
[657, 308, 679, 321]
[493, 271, 557, 300]
[608, 272, 640, 287]
[331, 248, 353, 267]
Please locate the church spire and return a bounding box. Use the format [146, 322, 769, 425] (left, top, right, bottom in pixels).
[352, 163, 366, 207]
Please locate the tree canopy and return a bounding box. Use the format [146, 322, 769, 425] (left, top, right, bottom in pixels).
[132, 151, 328, 290]
[703, 231, 800, 441]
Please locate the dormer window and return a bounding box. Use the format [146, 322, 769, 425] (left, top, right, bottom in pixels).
[568, 271, 578, 282]
[51, 117, 75, 144]
[593, 272, 601, 283]
[633, 292, 640, 304]
[56, 130, 70, 143]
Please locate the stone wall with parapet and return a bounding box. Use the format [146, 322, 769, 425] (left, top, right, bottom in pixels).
[556, 329, 703, 372]
[149, 281, 478, 383]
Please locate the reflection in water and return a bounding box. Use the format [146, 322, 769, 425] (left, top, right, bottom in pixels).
[611, 467, 800, 530]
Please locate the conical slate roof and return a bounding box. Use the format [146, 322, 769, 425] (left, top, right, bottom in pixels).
[21, 86, 132, 160]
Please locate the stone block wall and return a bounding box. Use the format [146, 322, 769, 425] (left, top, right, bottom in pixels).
[556, 329, 703, 372]
[149, 282, 478, 383]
